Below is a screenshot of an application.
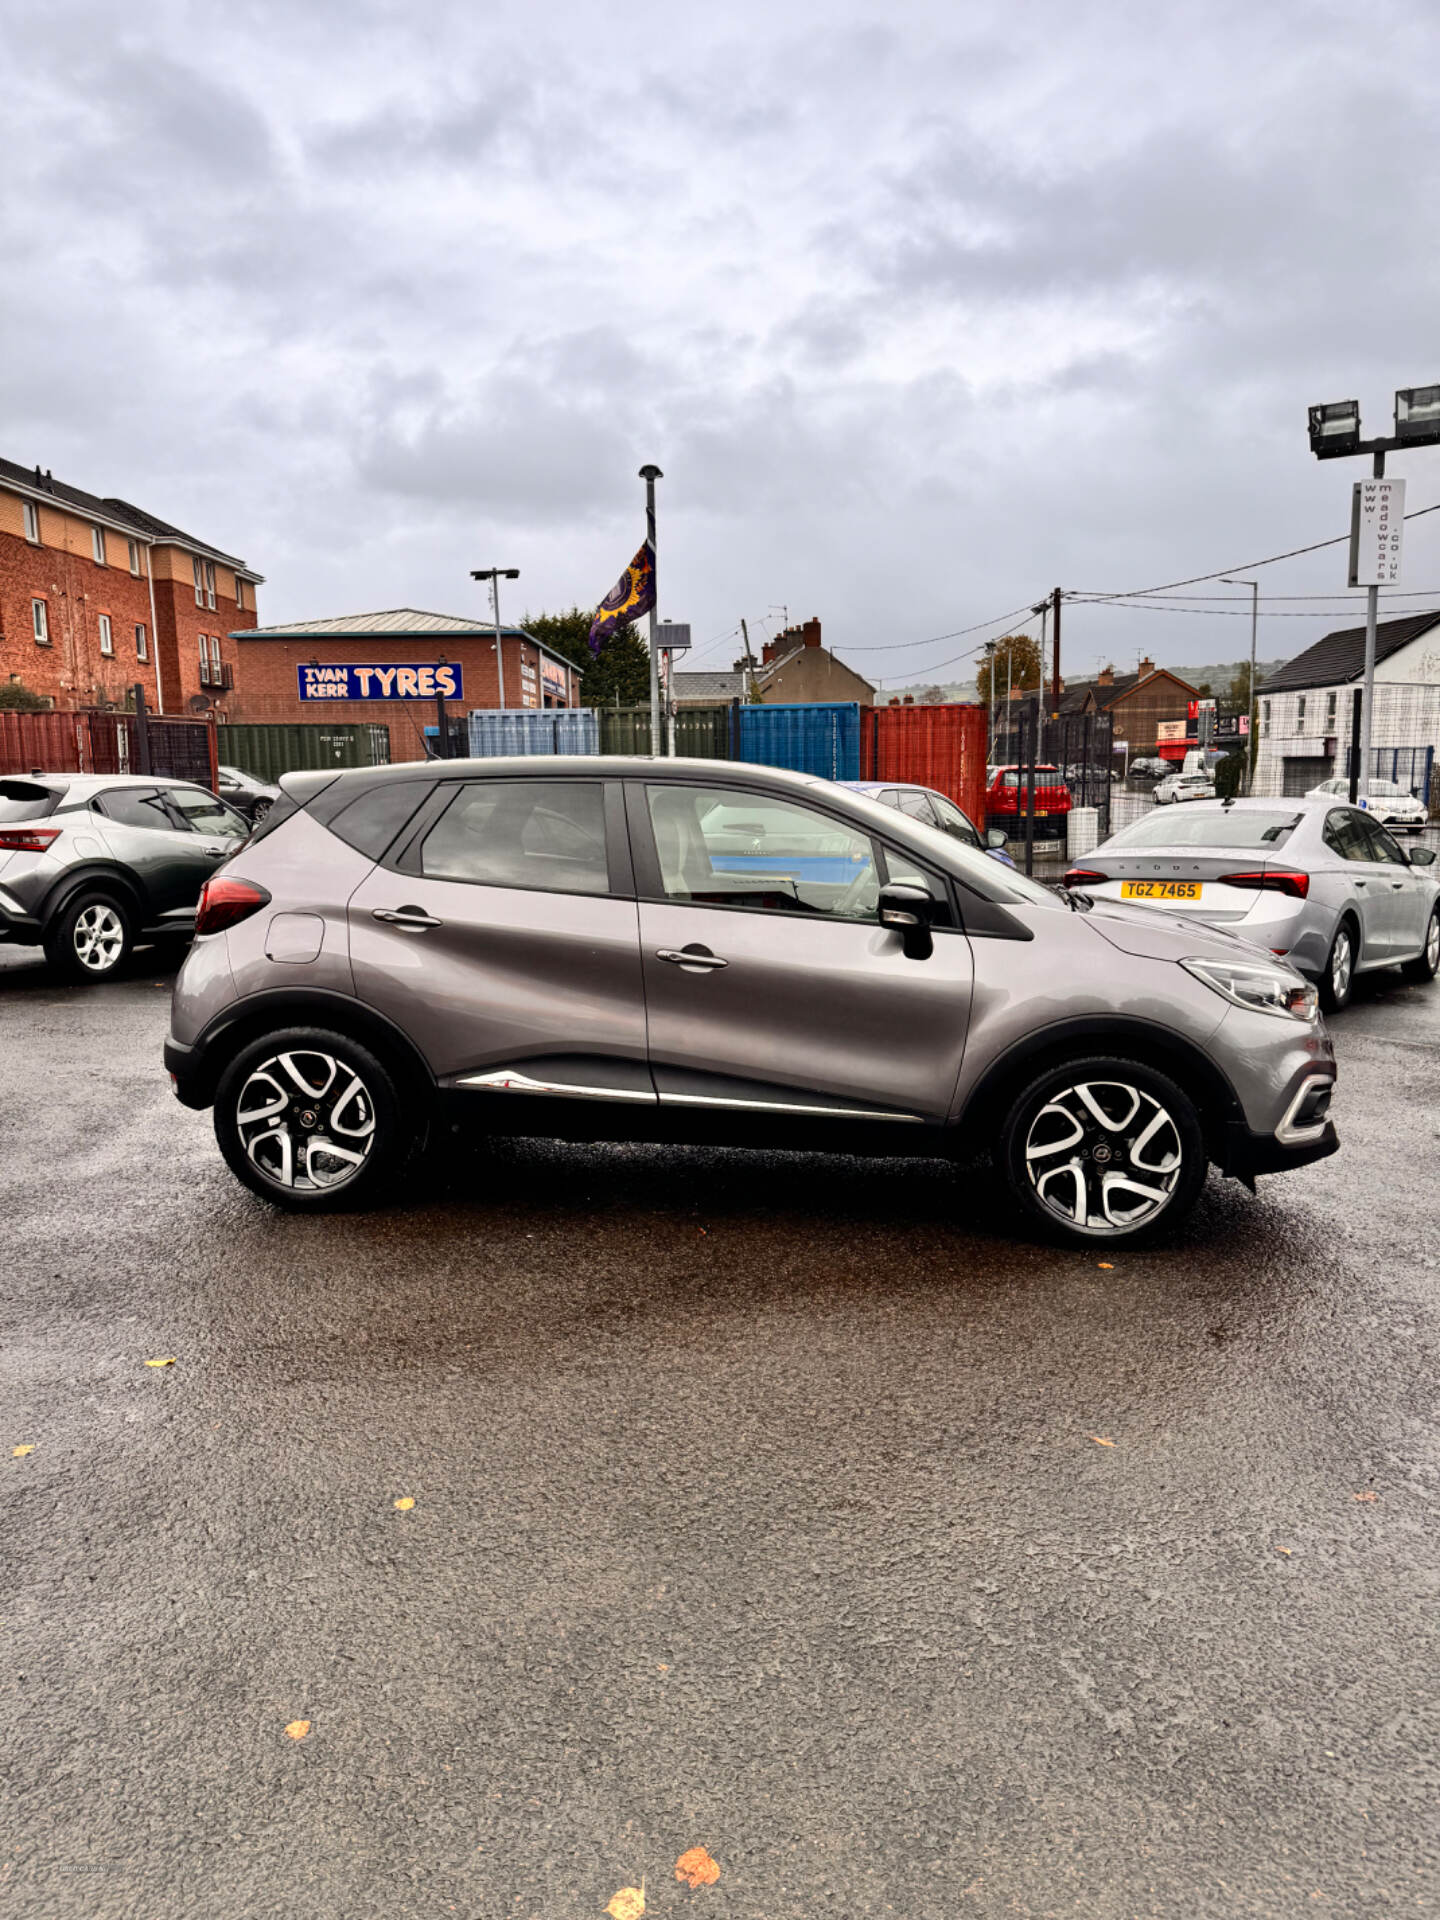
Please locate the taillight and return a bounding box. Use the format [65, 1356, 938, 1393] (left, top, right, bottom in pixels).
[1219, 869, 1310, 900]
[1063, 868, 1109, 888]
[194, 875, 270, 935]
[0, 827, 60, 853]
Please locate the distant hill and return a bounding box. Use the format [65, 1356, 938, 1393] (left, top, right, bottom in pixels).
[1172, 659, 1287, 695]
[879, 659, 1290, 706]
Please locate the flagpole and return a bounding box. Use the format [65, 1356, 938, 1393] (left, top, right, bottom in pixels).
[640, 464, 663, 757]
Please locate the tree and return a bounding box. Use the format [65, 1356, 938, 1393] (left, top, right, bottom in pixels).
[0, 680, 47, 711]
[522, 607, 652, 707]
[975, 633, 1041, 708]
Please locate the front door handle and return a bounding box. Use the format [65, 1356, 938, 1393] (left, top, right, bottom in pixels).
[372, 906, 443, 931]
[201, 844, 227, 857]
[656, 946, 728, 971]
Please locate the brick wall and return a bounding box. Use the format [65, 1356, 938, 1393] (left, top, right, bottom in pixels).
[1104, 672, 1196, 751]
[0, 524, 162, 711]
[230, 633, 580, 762]
[152, 559, 255, 718]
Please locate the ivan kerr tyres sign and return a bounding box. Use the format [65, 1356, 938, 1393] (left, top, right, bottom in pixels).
[296, 662, 464, 702]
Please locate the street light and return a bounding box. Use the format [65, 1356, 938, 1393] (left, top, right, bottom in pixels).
[1305, 385, 1439, 802]
[470, 567, 520, 709]
[1220, 578, 1259, 792]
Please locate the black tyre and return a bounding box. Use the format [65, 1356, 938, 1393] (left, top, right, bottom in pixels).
[249, 798, 271, 824]
[1319, 917, 1357, 1013]
[998, 1054, 1208, 1246]
[1402, 904, 1440, 985]
[213, 1027, 421, 1211]
[43, 888, 134, 983]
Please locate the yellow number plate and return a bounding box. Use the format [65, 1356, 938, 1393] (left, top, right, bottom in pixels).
[1121, 880, 1203, 901]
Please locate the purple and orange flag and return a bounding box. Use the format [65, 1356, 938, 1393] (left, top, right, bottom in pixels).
[588, 541, 654, 655]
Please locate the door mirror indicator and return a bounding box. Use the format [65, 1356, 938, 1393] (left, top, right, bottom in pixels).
[878, 882, 934, 960]
[985, 827, 1008, 849]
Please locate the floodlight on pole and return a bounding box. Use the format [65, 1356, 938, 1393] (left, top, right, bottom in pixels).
[1307, 400, 1361, 459]
[1395, 385, 1440, 445]
[471, 567, 521, 709]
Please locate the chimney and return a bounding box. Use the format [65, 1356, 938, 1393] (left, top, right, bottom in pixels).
[888, 696, 900, 706]
[1097, 664, 1115, 687]
[802, 617, 822, 649]
[762, 640, 778, 664]
[903, 694, 915, 705]
[1138, 656, 1154, 677]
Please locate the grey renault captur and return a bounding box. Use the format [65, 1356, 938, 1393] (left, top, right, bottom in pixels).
[165, 757, 1339, 1243]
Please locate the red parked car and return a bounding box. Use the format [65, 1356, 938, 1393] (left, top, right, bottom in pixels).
[984, 764, 1073, 828]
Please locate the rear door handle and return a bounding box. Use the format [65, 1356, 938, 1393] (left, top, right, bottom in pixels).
[372, 906, 443, 930]
[657, 946, 728, 971]
[201, 844, 226, 857]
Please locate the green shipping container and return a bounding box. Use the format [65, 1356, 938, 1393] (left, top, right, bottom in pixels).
[597, 705, 734, 760]
[217, 722, 390, 785]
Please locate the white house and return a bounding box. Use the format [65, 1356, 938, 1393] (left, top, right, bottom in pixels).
[1254, 609, 1440, 803]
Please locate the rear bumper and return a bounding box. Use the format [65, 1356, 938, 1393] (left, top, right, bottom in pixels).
[164, 1035, 208, 1108]
[0, 891, 43, 945]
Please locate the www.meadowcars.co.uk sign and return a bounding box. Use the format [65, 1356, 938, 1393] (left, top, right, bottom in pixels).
[296, 662, 464, 702]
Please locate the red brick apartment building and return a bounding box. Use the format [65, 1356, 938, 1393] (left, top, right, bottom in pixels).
[0, 457, 262, 715]
[230, 610, 583, 763]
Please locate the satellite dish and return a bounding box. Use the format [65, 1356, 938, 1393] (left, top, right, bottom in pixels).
[187, 693, 212, 714]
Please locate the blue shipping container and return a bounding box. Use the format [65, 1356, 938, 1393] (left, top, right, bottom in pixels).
[467, 710, 600, 757]
[738, 703, 861, 781]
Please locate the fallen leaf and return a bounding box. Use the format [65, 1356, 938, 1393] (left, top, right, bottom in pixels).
[144, 1357, 177, 1368]
[393, 1497, 415, 1511]
[283, 1720, 311, 1741]
[1097, 1262, 1114, 1269]
[1353, 1491, 1378, 1503]
[1276, 1546, 1293, 1556]
[675, 1847, 721, 1888]
[1089, 1435, 1116, 1447]
[12, 1445, 35, 1457]
[606, 1883, 645, 1920]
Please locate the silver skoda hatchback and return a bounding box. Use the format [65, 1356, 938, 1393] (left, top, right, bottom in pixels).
[165, 757, 1339, 1244]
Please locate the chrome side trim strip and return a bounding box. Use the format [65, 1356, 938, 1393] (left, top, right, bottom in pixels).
[456, 1069, 657, 1104]
[657, 1092, 925, 1124]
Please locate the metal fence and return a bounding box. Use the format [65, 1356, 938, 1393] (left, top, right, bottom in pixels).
[990, 708, 1115, 841]
[0, 708, 218, 787]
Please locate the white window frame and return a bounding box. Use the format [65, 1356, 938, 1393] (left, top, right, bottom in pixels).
[23, 500, 40, 543]
[92, 524, 107, 565]
[208, 634, 223, 681]
[32, 598, 49, 644]
[1262, 701, 1270, 737]
[98, 613, 114, 657]
[135, 623, 148, 662]
[128, 539, 141, 576]
[204, 560, 216, 610]
[193, 556, 205, 607]
[234, 577, 246, 611]
[198, 635, 211, 685]
[1296, 696, 1306, 730]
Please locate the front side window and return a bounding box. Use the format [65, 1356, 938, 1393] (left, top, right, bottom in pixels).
[135, 624, 148, 661]
[645, 784, 879, 919]
[23, 500, 40, 542]
[91, 525, 106, 565]
[164, 786, 249, 839]
[98, 613, 113, 657]
[1359, 815, 1406, 866]
[894, 790, 936, 824]
[418, 780, 608, 894]
[930, 793, 984, 849]
[32, 598, 49, 644]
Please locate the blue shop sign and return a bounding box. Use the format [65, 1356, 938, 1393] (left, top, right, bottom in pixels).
[297, 661, 464, 702]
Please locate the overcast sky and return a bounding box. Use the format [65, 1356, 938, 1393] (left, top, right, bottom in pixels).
[8, 0, 1440, 688]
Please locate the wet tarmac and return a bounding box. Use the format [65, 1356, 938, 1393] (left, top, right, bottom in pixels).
[2, 941, 1438, 1918]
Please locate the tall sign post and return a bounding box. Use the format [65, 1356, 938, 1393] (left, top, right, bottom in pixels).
[1307, 385, 1440, 801]
[640, 465, 664, 756]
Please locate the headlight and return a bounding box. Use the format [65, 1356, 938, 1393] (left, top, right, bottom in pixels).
[1181, 956, 1320, 1021]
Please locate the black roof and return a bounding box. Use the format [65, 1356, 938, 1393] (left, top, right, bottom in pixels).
[1258, 610, 1440, 694]
[0, 455, 252, 570]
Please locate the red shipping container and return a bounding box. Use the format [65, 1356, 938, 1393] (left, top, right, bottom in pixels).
[860, 703, 988, 826]
[0, 711, 85, 778]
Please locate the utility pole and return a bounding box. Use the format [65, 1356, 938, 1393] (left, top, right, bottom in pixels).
[471, 567, 520, 711]
[1051, 587, 1062, 722]
[640, 464, 663, 756]
[982, 639, 997, 759]
[739, 617, 758, 702]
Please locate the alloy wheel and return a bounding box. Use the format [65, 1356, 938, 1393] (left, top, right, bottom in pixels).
[234, 1049, 377, 1192]
[1331, 927, 1353, 1003]
[1024, 1078, 1184, 1236]
[1427, 913, 1440, 974]
[73, 903, 125, 973]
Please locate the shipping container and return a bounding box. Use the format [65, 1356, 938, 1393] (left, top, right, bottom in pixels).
[0, 710, 218, 787]
[0, 711, 84, 776]
[739, 703, 861, 781]
[597, 705, 734, 759]
[218, 722, 390, 785]
[862, 703, 988, 824]
[467, 709, 600, 757]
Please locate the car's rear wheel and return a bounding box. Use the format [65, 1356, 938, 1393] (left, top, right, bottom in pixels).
[998, 1055, 1208, 1245]
[1319, 918, 1356, 1013]
[250, 798, 271, 824]
[44, 889, 134, 983]
[1402, 904, 1440, 984]
[213, 1027, 418, 1211]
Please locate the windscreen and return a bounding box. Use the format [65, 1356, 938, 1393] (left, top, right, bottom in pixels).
[0, 780, 62, 823]
[1108, 808, 1299, 849]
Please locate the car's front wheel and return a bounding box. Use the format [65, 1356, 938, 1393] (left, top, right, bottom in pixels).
[213, 1028, 419, 1210]
[250, 798, 271, 824]
[998, 1055, 1208, 1245]
[44, 889, 134, 983]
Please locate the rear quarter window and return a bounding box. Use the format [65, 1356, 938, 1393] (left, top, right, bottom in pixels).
[0, 780, 62, 823]
[325, 781, 433, 860]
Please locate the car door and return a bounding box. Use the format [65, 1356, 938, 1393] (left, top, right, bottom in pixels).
[346, 774, 651, 1097]
[1357, 813, 1429, 955]
[1321, 808, 1392, 961]
[90, 786, 216, 921]
[628, 777, 974, 1124]
[928, 792, 988, 854]
[160, 785, 253, 901]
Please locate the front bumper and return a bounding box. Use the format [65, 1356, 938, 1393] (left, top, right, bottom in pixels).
[1221, 1116, 1339, 1179]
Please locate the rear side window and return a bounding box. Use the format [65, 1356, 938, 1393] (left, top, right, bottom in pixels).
[0, 780, 61, 823]
[244, 792, 299, 846]
[894, 790, 936, 823]
[417, 780, 609, 893]
[326, 782, 430, 860]
[95, 787, 172, 831]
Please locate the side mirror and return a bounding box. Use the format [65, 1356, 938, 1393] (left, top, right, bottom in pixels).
[1409, 844, 1436, 865]
[878, 881, 934, 960]
[985, 827, 1008, 849]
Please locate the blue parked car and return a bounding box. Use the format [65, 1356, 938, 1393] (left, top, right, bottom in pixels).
[836, 781, 1017, 867]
